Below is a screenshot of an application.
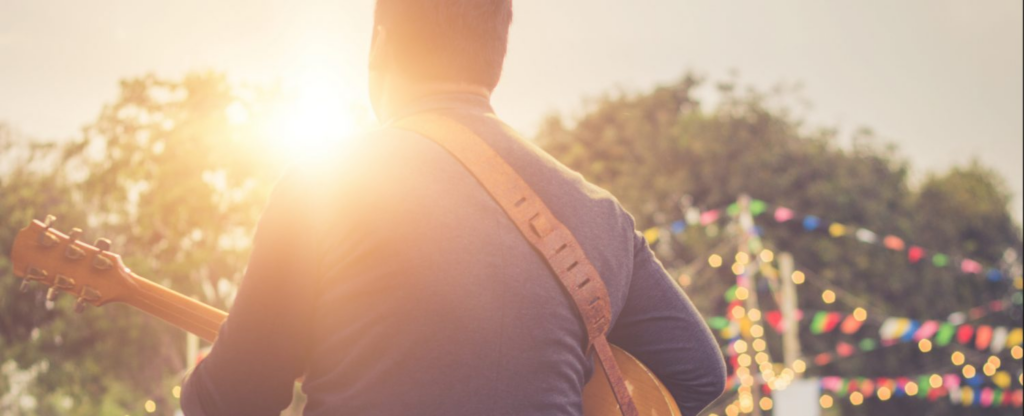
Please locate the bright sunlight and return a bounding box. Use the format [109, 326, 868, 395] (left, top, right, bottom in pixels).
[228, 68, 367, 163]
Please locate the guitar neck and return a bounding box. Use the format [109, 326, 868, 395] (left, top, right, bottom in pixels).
[123, 273, 227, 343]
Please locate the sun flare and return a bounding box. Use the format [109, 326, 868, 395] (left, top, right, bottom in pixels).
[229, 69, 367, 163]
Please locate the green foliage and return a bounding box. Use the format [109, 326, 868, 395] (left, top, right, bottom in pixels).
[1, 70, 1020, 415]
[537, 74, 1022, 416]
[1, 72, 293, 415]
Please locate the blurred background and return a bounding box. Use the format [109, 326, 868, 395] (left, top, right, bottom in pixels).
[1, 1, 1021, 415]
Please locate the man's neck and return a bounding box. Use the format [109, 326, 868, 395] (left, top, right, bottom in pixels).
[381, 82, 492, 124]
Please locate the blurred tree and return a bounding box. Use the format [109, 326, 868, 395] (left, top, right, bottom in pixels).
[1, 71, 1021, 415]
[536, 74, 1022, 416]
[1, 73, 304, 415]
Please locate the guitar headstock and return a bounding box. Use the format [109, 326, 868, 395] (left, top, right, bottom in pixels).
[10, 216, 138, 312]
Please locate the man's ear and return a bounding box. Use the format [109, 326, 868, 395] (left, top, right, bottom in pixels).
[369, 26, 390, 72]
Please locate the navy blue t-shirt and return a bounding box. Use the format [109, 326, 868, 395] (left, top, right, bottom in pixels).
[181, 92, 726, 416]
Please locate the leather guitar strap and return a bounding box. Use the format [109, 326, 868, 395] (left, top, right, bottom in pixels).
[397, 114, 639, 416]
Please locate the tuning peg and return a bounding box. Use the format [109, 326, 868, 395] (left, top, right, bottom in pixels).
[46, 287, 61, 302]
[94, 238, 111, 252]
[38, 216, 60, 247]
[92, 238, 113, 270]
[74, 298, 87, 314]
[64, 228, 86, 260]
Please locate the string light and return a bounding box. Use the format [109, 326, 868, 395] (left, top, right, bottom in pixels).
[709, 254, 723, 268]
[791, 270, 806, 285]
[759, 397, 774, 411]
[952, 352, 966, 366]
[759, 249, 775, 263]
[144, 400, 156, 413]
[983, 363, 997, 377]
[987, 356, 1001, 369]
[822, 290, 837, 304]
[732, 263, 746, 276]
[1012, 346, 1023, 360]
[735, 287, 750, 301]
[820, 395, 834, 409]
[963, 365, 977, 379]
[725, 403, 739, 416]
[735, 252, 750, 265]
[904, 382, 919, 396]
[748, 308, 762, 322]
[850, 391, 864, 406]
[751, 325, 765, 338]
[734, 340, 749, 354]
[929, 374, 943, 389]
[793, 359, 807, 374]
[918, 339, 933, 353]
[877, 386, 893, 401]
[753, 339, 767, 352]
[172, 386, 181, 399]
[853, 307, 868, 322]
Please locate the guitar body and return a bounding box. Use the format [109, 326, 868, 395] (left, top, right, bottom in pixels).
[584, 346, 682, 416]
[11, 218, 682, 416]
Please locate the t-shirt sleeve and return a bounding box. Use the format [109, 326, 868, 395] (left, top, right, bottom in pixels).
[608, 229, 727, 416]
[180, 169, 325, 415]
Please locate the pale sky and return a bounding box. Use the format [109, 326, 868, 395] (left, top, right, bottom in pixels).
[1, 0, 1022, 221]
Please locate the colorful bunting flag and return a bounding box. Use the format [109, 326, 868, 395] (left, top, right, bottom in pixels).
[975, 325, 993, 351]
[643, 227, 660, 244]
[961, 259, 984, 274]
[829, 223, 847, 238]
[840, 314, 865, 335]
[991, 327, 1008, 354]
[900, 320, 922, 342]
[908, 246, 926, 263]
[957, 325, 975, 345]
[884, 235, 906, 251]
[774, 206, 795, 223]
[803, 216, 821, 231]
[856, 228, 878, 244]
[913, 321, 940, 341]
[935, 323, 957, 347]
[700, 210, 721, 226]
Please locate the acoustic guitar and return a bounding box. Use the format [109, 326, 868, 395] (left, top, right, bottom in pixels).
[10, 217, 682, 416]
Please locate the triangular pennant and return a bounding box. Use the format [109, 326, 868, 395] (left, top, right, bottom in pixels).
[803, 216, 821, 231]
[700, 210, 721, 226]
[856, 228, 878, 244]
[822, 312, 843, 334]
[975, 326, 994, 351]
[883, 235, 906, 251]
[840, 314, 865, 335]
[935, 323, 957, 347]
[990, 327, 1008, 354]
[671, 220, 687, 234]
[774, 207, 795, 223]
[956, 325, 975, 345]
[810, 312, 829, 334]
[829, 223, 847, 238]
[900, 320, 922, 342]
[750, 200, 768, 217]
[836, 342, 856, 357]
[914, 321, 941, 341]
[643, 227, 660, 244]
[908, 246, 926, 264]
[961, 259, 984, 274]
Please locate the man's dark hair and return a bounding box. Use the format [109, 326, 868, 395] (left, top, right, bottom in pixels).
[374, 0, 513, 90]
